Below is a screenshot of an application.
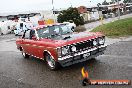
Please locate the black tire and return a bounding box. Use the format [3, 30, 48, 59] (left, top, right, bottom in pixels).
[22, 50, 29, 58]
[71, 26, 75, 31]
[72, 26, 74, 29]
[45, 53, 60, 70]
[15, 34, 18, 36]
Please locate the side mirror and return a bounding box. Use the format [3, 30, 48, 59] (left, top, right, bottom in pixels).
[32, 36, 37, 40]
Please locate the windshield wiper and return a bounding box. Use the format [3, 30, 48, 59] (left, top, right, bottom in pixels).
[63, 36, 71, 40]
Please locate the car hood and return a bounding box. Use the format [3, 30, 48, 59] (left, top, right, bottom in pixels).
[53, 32, 93, 40]
[40, 32, 103, 47]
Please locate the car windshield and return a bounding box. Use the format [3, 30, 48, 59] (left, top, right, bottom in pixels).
[36, 24, 73, 39]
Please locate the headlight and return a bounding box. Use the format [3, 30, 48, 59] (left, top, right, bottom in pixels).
[62, 47, 69, 55]
[93, 40, 97, 46]
[99, 38, 105, 45]
[57, 46, 70, 57]
[71, 46, 76, 52]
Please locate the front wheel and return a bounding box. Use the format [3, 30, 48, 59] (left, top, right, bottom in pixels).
[45, 53, 60, 70]
[22, 50, 29, 58]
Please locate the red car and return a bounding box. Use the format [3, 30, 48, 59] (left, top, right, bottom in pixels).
[16, 23, 107, 70]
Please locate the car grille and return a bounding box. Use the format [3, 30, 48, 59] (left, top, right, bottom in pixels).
[60, 37, 105, 57]
[75, 40, 93, 51]
[69, 39, 97, 53]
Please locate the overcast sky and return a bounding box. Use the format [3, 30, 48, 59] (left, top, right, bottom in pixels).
[0, 0, 118, 13]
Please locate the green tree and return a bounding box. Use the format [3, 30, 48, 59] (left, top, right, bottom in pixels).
[57, 7, 84, 26]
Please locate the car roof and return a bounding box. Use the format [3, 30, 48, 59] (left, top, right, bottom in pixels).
[33, 23, 65, 30]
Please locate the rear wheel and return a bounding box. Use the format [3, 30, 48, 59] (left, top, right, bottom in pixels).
[22, 50, 29, 58]
[45, 53, 60, 70]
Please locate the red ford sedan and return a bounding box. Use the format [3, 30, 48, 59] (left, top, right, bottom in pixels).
[16, 23, 107, 70]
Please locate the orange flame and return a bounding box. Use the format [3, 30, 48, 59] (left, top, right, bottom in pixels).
[81, 67, 89, 78]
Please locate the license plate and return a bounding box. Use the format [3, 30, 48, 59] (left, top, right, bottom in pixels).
[83, 52, 90, 58]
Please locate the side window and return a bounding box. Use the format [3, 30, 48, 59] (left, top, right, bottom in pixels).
[37, 27, 50, 38]
[43, 29, 49, 34]
[30, 30, 36, 39]
[24, 30, 30, 39]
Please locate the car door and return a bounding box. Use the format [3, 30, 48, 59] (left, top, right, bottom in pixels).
[28, 30, 41, 58]
[22, 30, 32, 55]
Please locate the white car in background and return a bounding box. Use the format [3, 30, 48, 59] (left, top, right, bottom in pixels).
[14, 22, 25, 36]
[14, 21, 33, 36]
[63, 21, 76, 31]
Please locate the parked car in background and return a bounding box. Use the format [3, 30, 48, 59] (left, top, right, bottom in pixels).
[16, 23, 107, 70]
[14, 21, 33, 36]
[14, 22, 25, 36]
[63, 21, 76, 31]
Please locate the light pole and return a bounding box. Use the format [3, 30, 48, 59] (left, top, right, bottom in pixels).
[117, 0, 120, 19]
[70, 2, 72, 7]
[52, 0, 56, 22]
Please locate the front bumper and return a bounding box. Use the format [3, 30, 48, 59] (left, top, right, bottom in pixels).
[58, 44, 107, 67]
